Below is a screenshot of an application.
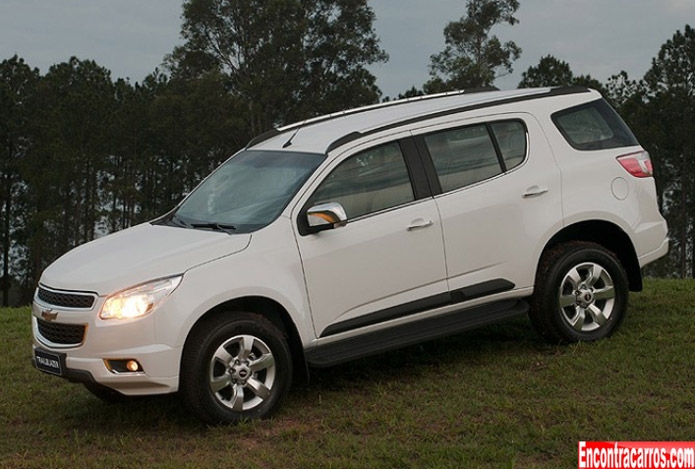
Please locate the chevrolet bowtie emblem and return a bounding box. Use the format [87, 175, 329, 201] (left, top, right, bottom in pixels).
[41, 309, 58, 321]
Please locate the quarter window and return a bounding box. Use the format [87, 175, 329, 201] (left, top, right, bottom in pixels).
[309, 142, 414, 220]
[552, 99, 638, 150]
[425, 124, 502, 193]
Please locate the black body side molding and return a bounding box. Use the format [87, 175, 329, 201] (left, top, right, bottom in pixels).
[321, 293, 451, 337]
[306, 299, 529, 367]
[320, 278, 515, 337]
[450, 279, 515, 303]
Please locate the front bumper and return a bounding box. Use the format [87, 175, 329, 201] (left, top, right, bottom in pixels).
[31, 352, 98, 385]
[32, 293, 181, 396]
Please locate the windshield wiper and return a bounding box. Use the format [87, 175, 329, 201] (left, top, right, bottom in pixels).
[170, 214, 191, 228]
[190, 222, 237, 234]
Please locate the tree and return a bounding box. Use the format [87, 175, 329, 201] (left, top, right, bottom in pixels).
[398, 86, 426, 99]
[572, 74, 607, 95]
[0, 56, 39, 306]
[167, 0, 387, 138]
[518, 55, 573, 87]
[605, 71, 642, 109]
[142, 70, 241, 220]
[105, 78, 150, 232]
[518, 55, 608, 96]
[20, 58, 116, 293]
[426, 0, 521, 92]
[643, 25, 695, 278]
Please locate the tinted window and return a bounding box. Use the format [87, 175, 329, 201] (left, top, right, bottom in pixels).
[174, 150, 324, 233]
[309, 142, 414, 220]
[490, 121, 527, 170]
[552, 99, 638, 150]
[425, 124, 502, 193]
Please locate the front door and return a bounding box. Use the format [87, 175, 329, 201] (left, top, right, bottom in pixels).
[294, 138, 448, 338]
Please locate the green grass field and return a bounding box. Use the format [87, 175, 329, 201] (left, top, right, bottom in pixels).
[1, 279, 694, 468]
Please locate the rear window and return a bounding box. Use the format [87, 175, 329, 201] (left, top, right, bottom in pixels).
[552, 99, 638, 151]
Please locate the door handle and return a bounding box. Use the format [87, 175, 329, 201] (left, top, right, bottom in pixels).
[523, 185, 549, 198]
[407, 219, 434, 231]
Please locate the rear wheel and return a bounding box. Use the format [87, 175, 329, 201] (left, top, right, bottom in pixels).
[180, 312, 292, 424]
[530, 241, 629, 343]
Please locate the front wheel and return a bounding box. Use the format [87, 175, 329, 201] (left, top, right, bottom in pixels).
[180, 312, 292, 424]
[530, 241, 629, 343]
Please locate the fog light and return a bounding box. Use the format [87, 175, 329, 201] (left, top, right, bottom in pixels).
[105, 359, 144, 374]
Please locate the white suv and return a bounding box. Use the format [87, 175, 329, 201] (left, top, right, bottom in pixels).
[32, 87, 668, 424]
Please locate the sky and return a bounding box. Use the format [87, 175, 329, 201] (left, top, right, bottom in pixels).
[0, 0, 693, 98]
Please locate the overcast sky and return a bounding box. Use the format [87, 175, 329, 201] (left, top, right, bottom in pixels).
[1, 0, 693, 98]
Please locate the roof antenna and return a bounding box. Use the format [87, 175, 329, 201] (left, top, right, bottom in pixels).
[283, 120, 307, 148]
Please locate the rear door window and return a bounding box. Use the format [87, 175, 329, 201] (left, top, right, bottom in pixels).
[552, 99, 638, 150]
[424, 124, 502, 193]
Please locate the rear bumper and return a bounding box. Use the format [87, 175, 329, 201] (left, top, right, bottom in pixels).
[638, 236, 669, 268]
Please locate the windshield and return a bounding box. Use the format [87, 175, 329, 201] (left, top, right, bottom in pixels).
[171, 150, 324, 233]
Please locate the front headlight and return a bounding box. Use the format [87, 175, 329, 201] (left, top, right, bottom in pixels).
[100, 276, 183, 320]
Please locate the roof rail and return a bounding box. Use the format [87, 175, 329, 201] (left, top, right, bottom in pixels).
[277, 88, 502, 133]
[245, 87, 501, 149]
[325, 86, 591, 153]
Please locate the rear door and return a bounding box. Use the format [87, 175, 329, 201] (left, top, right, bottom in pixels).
[412, 114, 563, 297]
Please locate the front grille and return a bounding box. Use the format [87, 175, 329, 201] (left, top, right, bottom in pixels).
[38, 287, 95, 309]
[37, 318, 86, 346]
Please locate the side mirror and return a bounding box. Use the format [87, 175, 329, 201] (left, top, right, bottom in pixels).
[305, 202, 348, 234]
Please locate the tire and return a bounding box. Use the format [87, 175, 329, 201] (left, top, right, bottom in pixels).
[529, 241, 629, 344]
[180, 312, 292, 425]
[83, 382, 130, 403]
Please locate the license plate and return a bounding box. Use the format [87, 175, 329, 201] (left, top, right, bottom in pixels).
[34, 349, 64, 376]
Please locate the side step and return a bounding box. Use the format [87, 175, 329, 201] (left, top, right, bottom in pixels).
[305, 299, 529, 368]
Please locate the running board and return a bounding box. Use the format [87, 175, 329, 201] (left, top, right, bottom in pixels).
[305, 299, 529, 368]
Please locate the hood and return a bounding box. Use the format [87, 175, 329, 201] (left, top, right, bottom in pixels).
[40, 223, 251, 296]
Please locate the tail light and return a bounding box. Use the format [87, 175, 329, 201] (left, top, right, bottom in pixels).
[617, 151, 653, 178]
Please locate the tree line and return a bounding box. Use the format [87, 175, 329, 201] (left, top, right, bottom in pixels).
[1, 0, 694, 305]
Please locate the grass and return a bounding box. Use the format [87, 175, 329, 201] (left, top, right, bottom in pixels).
[1, 278, 694, 468]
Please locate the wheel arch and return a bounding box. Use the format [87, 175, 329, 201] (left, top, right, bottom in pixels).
[541, 220, 642, 292]
[182, 296, 309, 384]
